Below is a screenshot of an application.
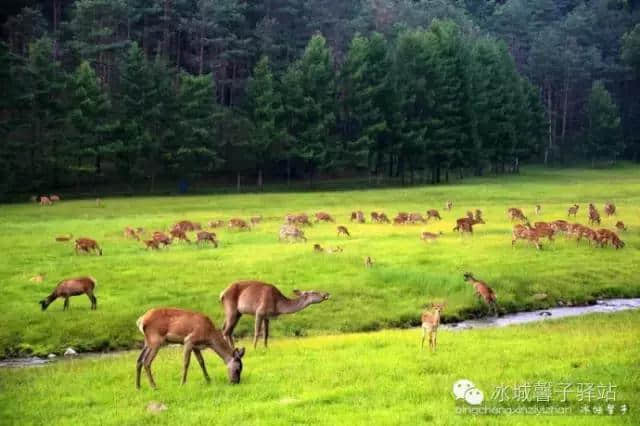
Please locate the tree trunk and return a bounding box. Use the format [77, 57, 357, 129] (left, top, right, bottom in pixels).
[237, 173, 241, 192]
[561, 70, 569, 150]
[257, 168, 263, 191]
[286, 157, 291, 187]
[544, 87, 552, 165]
[445, 168, 449, 183]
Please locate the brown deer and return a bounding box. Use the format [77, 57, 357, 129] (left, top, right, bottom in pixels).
[507, 207, 528, 222]
[136, 308, 245, 389]
[40, 196, 52, 206]
[40, 277, 97, 311]
[445, 201, 453, 211]
[463, 273, 497, 315]
[377, 212, 390, 223]
[208, 220, 225, 228]
[512, 224, 542, 250]
[152, 231, 172, 247]
[49, 194, 61, 202]
[453, 217, 484, 234]
[337, 225, 351, 237]
[279, 225, 307, 242]
[535, 204, 541, 215]
[170, 228, 191, 243]
[532, 222, 555, 242]
[124, 227, 140, 240]
[250, 216, 262, 225]
[219, 281, 330, 348]
[315, 212, 334, 223]
[143, 239, 161, 250]
[408, 212, 426, 224]
[595, 229, 625, 249]
[421, 231, 443, 241]
[604, 203, 616, 216]
[426, 209, 442, 221]
[196, 231, 218, 247]
[229, 218, 251, 230]
[55, 233, 73, 242]
[364, 256, 374, 268]
[351, 211, 365, 223]
[370, 212, 380, 222]
[474, 209, 483, 223]
[421, 303, 445, 351]
[615, 221, 627, 232]
[550, 220, 569, 233]
[567, 204, 579, 217]
[588, 209, 601, 225]
[75, 238, 102, 255]
[173, 220, 199, 232]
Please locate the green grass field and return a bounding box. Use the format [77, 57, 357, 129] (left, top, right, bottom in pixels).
[1, 311, 638, 425]
[1, 166, 639, 357]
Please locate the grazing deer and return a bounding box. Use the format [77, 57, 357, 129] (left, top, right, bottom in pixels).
[136, 308, 245, 389]
[453, 217, 484, 234]
[337, 225, 351, 237]
[421, 303, 445, 351]
[615, 221, 627, 232]
[124, 227, 140, 240]
[595, 229, 625, 249]
[40, 196, 52, 206]
[463, 273, 497, 315]
[371, 212, 390, 223]
[229, 218, 250, 230]
[250, 216, 262, 225]
[588, 209, 601, 225]
[170, 228, 191, 243]
[426, 209, 441, 221]
[421, 231, 443, 241]
[532, 222, 555, 242]
[152, 231, 172, 247]
[49, 195, 61, 202]
[445, 201, 453, 211]
[196, 231, 218, 247]
[550, 220, 569, 233]
[279, 225, 307, 242]
[364, 256, 374, 268]
[567, 204, 579, 217]
[313, 243, 324, 252]
[604, 203, 616, 216]
[55, 233, 73, 242]
[75, 238, 102, 255]
[209, 220, 225, 228]
[315, 212, 334, 223]
[512, 224, 542, 250]
[143, 239, 161, 250]
[507, 207, 528, 222]
[219, 281, 330, 348]
[40, 277, 97, 311]
[535, 204, 541, 215]
[409, 213, 426, 224]
[173, 220, 198, 232]
[351, 211, 365, 223]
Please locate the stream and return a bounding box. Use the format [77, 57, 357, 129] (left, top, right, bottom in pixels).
[2, 298, 639, 368]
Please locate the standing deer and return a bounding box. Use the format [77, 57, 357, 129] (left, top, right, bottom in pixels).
[152, 231, 172, 247]
[315, 212, 334, 223]
[40, 196, 52, 206]
[49, 195, 61, 202]
[445, 201, 453, 211]
[337, 226, 351, 237]
[535, 204, 541, 215]
[143, 239, 161, 250]
[196, 231, 218, 247]
[604, 203, 616, 216]
[229, 218, 251, 230]
[170, 228, 191, 243]
[512, 224, 542, 250]
[124, 227, 140, 240]
[279, 225, 307, 242]
[453, 217, 484, 234]
[136, 308, 245, 389]
[463, 273, 497, 315]
[40, 277, 97, 311]
[219, 281, 330, 348]
[567, 204, 579, 217]
[351, 211, 365, 223]
[426, 209, 441, 221]
[507, 208, 527, 222]
[421, 303, 445, 351]
[75, 238, 102, 255]
[364, 256, 374, 268]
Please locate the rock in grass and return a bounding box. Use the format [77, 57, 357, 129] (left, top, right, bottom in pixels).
[47, 353, 57, 359]
[147, 402, 168, 414]
[64, 347, 77, 357]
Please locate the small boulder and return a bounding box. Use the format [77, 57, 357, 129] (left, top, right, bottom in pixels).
[147, 401, 168, 414]
[47, 353, 57, 359]
[64, 347, 77, 357]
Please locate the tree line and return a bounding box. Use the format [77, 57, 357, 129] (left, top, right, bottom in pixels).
[1, 0, 638, 197]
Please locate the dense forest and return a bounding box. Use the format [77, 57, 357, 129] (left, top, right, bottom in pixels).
[1, 1, 639, 197]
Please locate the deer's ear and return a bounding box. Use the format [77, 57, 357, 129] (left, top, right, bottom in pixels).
[292, 289, 302, 296]
[234, 347, 245, 359]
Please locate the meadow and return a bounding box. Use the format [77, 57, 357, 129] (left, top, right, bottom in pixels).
[0, 311, 638, 425]
[0, 166, 639, 357]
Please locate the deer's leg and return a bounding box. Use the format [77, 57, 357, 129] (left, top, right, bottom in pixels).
[253, 314, 264, 349]
[193, 349, 210, 382]
[87, 291, 97, 310]
[421, 327, 426, 349]
[136, 346, 149, 389]
[143, 343, 161, 389]
[222, 311, 241, 348]
[63, 297, 69, 311]
[181, 341, 193, 385]
[263, 318, 270, 348]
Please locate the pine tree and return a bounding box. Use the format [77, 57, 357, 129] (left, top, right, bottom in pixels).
[586, 81, 622, 165]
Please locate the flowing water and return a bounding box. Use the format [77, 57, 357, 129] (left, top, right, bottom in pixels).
[2, 298, 640, 368]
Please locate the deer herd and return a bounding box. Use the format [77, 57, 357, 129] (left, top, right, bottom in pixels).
[35, 195, 631, 386]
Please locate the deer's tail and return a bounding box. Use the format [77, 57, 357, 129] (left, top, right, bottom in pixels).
[136, 316, 145, 334]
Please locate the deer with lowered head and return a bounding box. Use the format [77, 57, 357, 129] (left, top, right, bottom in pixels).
[220, 281, 330, 349]
[463, 272, 497, 315]
[75, 238, 102, 255]
[136, 308, 245, 389]
[40, 276, 97, 311]
[337, 225, 351, 237]
[421, 302, 445, 351]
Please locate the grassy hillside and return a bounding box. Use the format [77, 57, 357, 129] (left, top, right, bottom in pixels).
[1, 166, 639, 356]
[0, 311, 638, 425]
